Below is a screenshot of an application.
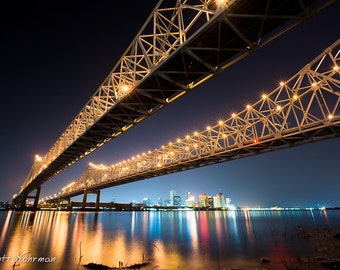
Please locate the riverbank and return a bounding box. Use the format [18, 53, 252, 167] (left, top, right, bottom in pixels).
[4, 205, 340, 212]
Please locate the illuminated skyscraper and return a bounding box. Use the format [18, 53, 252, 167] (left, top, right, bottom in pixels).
[214, 192, 226, 208]
[226, 197, 231, 207]
[199, 193, 209, 207]
[157, 197, 164, 206]
[208, 195, 214, 208]
[185, 195, 195, 207]
[173, 195, 182, 206]
[143, 197, 152, 206]
[170, 189, 176, 206]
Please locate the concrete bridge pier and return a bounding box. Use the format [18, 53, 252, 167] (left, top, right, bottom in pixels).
[82, 190, 101, 210]
[19, 186, 41, 210]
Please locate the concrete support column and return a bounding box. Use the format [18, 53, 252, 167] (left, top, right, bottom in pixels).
[95, 190, 101, 210]
[20, 193, 28, 210]
[82, 190, 88, 209]
[67, 201, 74, 211]
[57, 198, 62, 208]
[81, 190, 100, 210]
[32, 186, 41, 209]
[19, 186, 41, 210]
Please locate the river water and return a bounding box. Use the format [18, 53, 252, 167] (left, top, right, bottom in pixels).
[0, 209, 340, 270]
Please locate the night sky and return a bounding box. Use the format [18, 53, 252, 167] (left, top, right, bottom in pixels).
[1, 1, 339, 208]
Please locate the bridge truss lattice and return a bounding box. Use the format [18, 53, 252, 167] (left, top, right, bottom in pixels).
[59, 39, 340, 198]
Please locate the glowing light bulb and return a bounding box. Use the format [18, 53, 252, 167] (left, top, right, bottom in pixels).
[121, 84, 131, 92]
[216, 0, 227, 5]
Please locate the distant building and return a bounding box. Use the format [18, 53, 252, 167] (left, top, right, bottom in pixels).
[143, 197, 152, 206]
[225, 197, 235, 210]
[157, 197, 164, 206]
[173, 195, 182, 206]
[0, 201, 9, 209]
[214, 192, 226, 208]
[170, 189, 176, 206]
[164, 199, 171, 206]
[207, 195, 214, 208]
[213, 197, 218, 207]
[185, 195, 195, 207]
[199, 193, 210, 207]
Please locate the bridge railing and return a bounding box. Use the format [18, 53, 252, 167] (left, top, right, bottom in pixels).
[60, 39, 340, 198]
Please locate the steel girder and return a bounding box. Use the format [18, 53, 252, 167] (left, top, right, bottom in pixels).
[14, 0, 336, 205]
[57, 39, 340, 200]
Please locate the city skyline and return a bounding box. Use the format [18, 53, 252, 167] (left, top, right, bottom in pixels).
[1, 1, 340, 208]
[117, 189, 233, 208]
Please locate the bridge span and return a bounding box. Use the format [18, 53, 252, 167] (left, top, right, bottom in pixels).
[12, 0, 337, 208]
[46, 39, 340, 208]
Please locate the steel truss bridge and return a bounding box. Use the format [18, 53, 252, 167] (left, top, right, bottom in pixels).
[54, 39, 340, 202]
[13, 0, 337, 207]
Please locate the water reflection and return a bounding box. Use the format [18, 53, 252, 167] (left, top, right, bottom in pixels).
[243, 209, 255, 247]
[0, 211, 12, 247]
[1, 209, 339, 269]
[186, 211, 198, 252]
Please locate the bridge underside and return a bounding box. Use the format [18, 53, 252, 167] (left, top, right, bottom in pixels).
[14, 0, 336, 207]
